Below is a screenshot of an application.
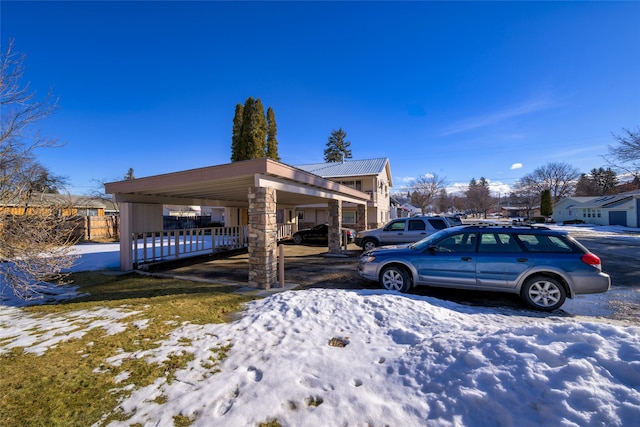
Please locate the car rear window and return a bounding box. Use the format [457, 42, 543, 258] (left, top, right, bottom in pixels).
[428, 219, 448, 230]
[408, 220, 426, 231]
[478, 233, 523, 253]
[515, 233, 574, 253]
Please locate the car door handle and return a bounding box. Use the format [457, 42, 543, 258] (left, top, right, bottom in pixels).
[516, 258, 528, 262]
[461, 257, 472, 261]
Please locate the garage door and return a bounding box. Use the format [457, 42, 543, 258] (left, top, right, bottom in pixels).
[609, 210, 627, 226]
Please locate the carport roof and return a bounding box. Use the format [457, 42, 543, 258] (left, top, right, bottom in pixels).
[104, 158, 370, 208]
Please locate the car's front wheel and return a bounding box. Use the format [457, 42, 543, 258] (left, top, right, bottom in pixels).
[362, 239, 378, 251]
[521, 275, 566, 311]
[380, 266, 411, 293]
[292, 233, 303, 244]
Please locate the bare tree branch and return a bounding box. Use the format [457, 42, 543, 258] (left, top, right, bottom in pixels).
[1, 39, 78, 300]
[410, 173, 447, 215]
[604, 127, 640, 184]
[521, 162, 580, 202]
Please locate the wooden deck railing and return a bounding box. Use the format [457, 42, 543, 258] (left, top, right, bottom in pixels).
[132, 223, 294, 267]
[132, 226, 247, 267]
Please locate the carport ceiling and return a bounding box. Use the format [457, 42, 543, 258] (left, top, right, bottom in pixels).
[104, 158, 370, 208]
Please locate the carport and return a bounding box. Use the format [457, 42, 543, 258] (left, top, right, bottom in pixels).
[104, 158, 370, 289]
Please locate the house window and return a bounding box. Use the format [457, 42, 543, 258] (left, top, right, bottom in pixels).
[297, 211, 305, 220]
[78, 208, 99, 217]
[582, 208, 601, 218]
[337, 180, 362, 191]
[342, 211, 356, 224]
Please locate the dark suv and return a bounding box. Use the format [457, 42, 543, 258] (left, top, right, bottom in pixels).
[358, 225, 610, 311]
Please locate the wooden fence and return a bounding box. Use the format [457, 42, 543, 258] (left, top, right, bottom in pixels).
[68, 216, 120, 241]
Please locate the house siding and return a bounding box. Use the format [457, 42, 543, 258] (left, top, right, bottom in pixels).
[553, 191, 640, 228]
[295, 159, 392, 231]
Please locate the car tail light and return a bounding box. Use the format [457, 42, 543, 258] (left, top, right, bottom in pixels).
[581, 253, 602, 270]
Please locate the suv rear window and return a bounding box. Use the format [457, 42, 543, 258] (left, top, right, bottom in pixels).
[408, 220, 426, 231]
[427, 218, 448, 230]
[515, 233, 573, 253]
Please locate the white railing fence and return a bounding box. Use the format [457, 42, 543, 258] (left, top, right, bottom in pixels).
[132, 226, 247, 267]
[132, 223, 295, 267]
[277, 223, 293, 241]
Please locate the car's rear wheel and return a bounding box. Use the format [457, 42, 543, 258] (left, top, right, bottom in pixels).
[292, 233, 303, 244]
[362, 239, 377, 251]
[381, 266, 411, 293]
[521, 275, 566, 311]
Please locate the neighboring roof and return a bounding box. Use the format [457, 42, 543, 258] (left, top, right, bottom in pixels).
[555, 190, 640, 210]
[1, 193, 112, 209]
[296, 158, 393, 187]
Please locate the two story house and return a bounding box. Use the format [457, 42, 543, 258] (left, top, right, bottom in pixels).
[294, 158, 392, 230]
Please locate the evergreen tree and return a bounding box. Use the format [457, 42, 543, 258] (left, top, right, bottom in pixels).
[574, 173, 595, 196]
[591, 167, 618, 195]
[574, 168, 618, 196]
[124, 168, 135, 180]
[266, 106, 280, 161]
[238, 97, 257, 160]
[251, 99, 268, 158]
[230, 97, 278, 162]
[540, 189, 553, 220]
[230, 103, 244, 162]
[324, 128, 352, 162]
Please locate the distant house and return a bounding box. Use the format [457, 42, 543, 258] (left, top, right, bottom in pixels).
[552, 190, 640, 228]
[294, 158, 392, 230]
[0, 193, 119, 240]
[0, 193, 116, 217]
[399, 202, 421, 217]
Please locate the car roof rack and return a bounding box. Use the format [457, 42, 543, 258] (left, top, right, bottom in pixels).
[463, 224, 551, 230]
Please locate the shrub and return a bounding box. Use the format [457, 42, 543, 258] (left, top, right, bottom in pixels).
[563, 219, 585, 225]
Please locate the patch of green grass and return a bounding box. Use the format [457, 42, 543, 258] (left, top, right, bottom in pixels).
[305, 395, 324, 407]
[0, 271, 255, 427]
[173, 414, 195, 427]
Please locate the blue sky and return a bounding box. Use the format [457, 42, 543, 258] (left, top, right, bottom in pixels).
[2, 1, 639, 196]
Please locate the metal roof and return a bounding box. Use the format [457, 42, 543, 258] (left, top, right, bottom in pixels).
[556, 190, 640, 209]
[296, 158, 391, 184]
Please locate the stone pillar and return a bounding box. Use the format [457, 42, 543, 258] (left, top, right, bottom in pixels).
[248, 186, 277, 289]
[357, 203, 368, 231]
[328, 199, 342, 254]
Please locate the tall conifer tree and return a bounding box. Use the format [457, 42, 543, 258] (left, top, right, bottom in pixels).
[230, 97, 278, 161]
[231, 103, 244, 162]
[540, 189, 553, 220]
[266, 107, 280, 161]
[252, 99, 268, 158]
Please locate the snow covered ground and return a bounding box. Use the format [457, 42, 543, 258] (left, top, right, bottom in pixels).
[1, 224, 639, 426]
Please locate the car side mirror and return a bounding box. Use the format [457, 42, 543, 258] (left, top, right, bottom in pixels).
[427, 245, 437, 253]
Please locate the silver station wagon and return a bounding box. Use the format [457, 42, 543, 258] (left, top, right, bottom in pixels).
[358, 225, 611, 311]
